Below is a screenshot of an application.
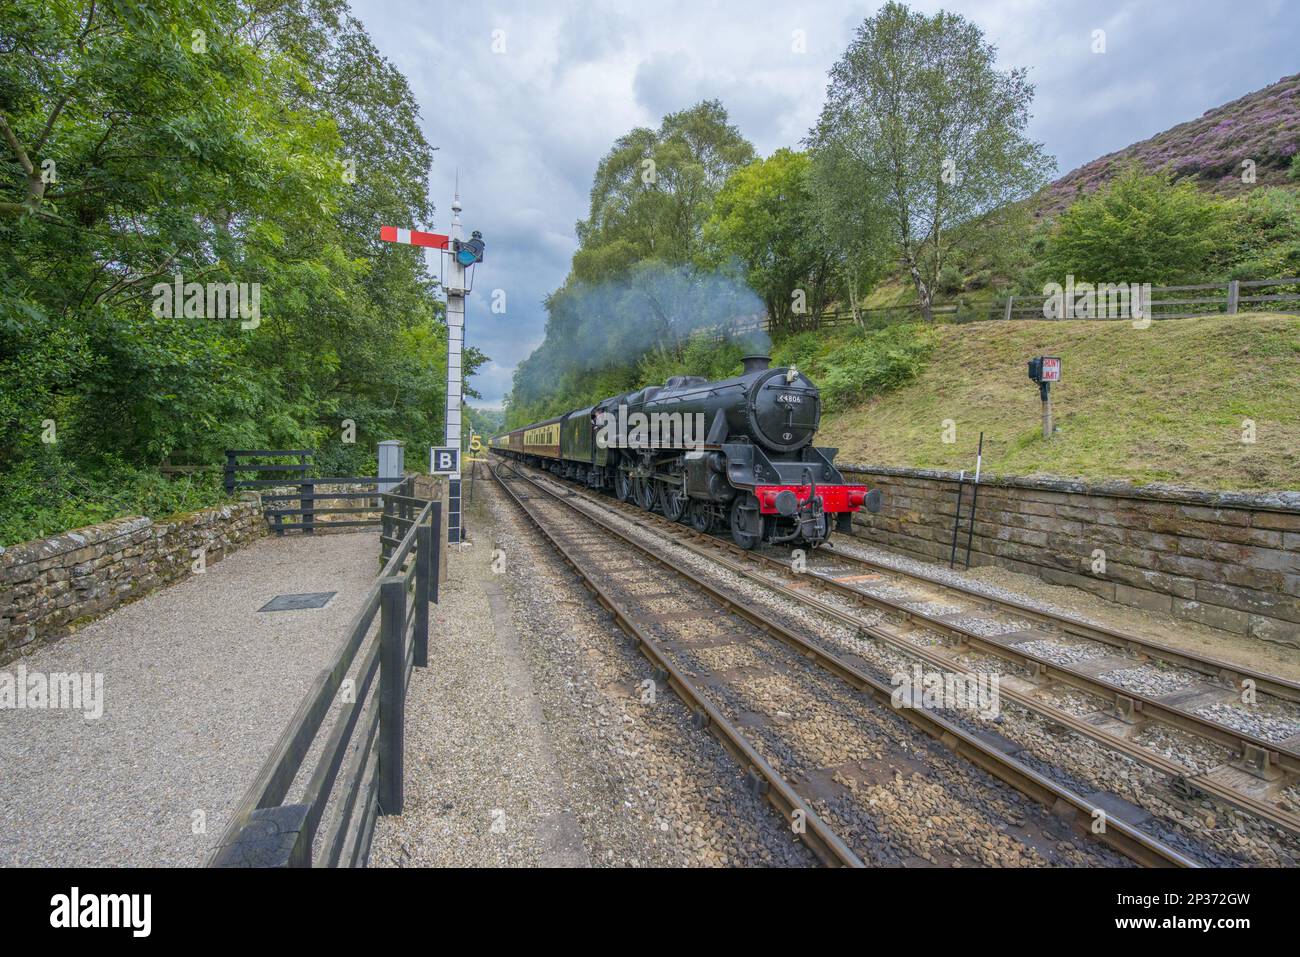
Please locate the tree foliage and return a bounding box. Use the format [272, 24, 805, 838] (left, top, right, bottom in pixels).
[0, 1, 482, 542]
[571, 99, 754, 283]
[507, 100, 758, 427]
[807, 1, 1054, 319]
[702, 149, 836, 332]
[1040, 167, 1228, 285]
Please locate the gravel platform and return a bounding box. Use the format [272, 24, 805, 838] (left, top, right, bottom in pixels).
[0, 530, 382, 866]
[368, 475, 817, 867]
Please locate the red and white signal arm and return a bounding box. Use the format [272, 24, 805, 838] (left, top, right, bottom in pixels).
[1040, 356, 1061, 381]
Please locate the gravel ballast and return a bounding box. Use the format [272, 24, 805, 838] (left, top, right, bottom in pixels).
[369, 475, 817, 867]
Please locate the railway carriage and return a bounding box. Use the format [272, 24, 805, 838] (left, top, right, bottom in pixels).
[491, 355, 880, 548]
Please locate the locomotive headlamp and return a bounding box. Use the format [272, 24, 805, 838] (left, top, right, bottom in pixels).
[785, 365, 799, 384]
[455, 230, 486, 267]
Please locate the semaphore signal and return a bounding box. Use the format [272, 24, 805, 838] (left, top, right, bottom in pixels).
[379, 194, 485, 546]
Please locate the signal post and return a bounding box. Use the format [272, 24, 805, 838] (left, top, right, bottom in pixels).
[380, 194, 485, 546]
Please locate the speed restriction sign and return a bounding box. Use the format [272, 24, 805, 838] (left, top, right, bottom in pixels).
[431, 447, 460, 475]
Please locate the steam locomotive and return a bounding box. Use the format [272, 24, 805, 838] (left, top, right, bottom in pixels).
[489, 354, 880, 548]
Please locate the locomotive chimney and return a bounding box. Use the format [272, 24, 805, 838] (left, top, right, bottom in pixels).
[741, 354, 771, 375]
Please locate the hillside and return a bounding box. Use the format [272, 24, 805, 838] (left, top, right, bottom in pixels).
[819, 313, 1300, 490]
[1039, 73, 1300, 215]
[855, 74, 1300, 309]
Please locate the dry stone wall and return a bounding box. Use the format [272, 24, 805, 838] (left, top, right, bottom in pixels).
[840, 464, 1300, 649]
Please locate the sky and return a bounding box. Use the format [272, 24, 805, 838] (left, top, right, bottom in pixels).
[348, 0, 1300, 408]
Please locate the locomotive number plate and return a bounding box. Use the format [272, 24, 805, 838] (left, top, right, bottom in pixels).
[778, 394, 803, 404]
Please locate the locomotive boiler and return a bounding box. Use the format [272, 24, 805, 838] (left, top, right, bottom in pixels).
[490, 355, 880, 548]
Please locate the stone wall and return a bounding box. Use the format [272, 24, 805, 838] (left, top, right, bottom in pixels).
[840, 464, 1300, 648]
[0, 502, 266, 662]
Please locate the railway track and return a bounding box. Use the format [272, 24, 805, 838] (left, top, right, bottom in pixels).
[493, 459, 1200, 867]
[503, 456, 1300, 852]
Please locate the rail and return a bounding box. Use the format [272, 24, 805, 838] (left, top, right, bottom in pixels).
[224, 449, 400, 534]
[206, 477, 441, 867]
[703, 276, 1300, 336]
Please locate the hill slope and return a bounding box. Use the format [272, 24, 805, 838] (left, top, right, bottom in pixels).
[1040, 73, 1300, 215]
[820, 313, 1300, 490]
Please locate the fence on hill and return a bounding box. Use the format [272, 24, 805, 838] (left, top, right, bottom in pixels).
[707, 276, 1300, 339]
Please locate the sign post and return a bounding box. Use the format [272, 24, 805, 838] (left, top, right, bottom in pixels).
[1027, 356, 1061, 440]
[380, 195, 484, 547]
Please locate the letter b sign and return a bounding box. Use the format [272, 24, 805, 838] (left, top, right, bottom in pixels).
[432, 447, 460, 475]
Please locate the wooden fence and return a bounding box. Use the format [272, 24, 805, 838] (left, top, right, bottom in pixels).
[224, 449, 398, 534]
[708, 276, 1300, 337]
[207, 476, 441, 867]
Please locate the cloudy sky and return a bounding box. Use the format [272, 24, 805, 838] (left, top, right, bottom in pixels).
[348, 0, 1299, 408]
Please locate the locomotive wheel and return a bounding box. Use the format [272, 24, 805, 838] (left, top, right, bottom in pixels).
[687, 500, 714, 533]
[632, 476, 656, 511]
[614, 469, 632, 502]
[729, 494, 762, 550]
[657, 481, 688, 522]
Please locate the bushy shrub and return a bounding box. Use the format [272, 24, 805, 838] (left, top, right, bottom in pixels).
[1039, 166, 1228, 285]
[0, 450, 228, 546]
[1221, 187, 1300, 280]
[937, 265, 965, 295]
[775, 324, 936, 411]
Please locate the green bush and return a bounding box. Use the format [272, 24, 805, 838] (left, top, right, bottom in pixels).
[0, 451, 229, 547]
[1040, 166, 1228, 285]
[1222, 187, 1300, 280]
[937, 265, 965, 295]
[775, 324, 936, 411]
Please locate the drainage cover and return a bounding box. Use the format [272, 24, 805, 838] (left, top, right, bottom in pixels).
[258, 592, 337, 612]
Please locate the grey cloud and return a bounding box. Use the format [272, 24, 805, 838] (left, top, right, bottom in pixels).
[349, 0, 1298, 406]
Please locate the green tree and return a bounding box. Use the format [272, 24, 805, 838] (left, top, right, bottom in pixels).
[703, 149, 836, 332]
[807, 1, 1054, 320]
[806, 140, 891, 324]
[0, 0, 482, 541]
[1041, 167, 1227, 285]
[572, 99, 754, 283]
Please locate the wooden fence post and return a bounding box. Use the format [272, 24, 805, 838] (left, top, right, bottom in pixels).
[299, 453, 312, 535]
[414, 521, 431, 667]
[1227, 279, 1240, 314]
[224, 451, 237, 496]
[378, 576, 406, 815]
[1004, 295, 1014, 321]
[430, 502, 442, 605]
[380, 496, 392, 563]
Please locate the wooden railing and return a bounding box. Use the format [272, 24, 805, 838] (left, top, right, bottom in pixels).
[206, 476, 441, 867]
[706, 276, 1300, 336]
[223, 449, 397, 534]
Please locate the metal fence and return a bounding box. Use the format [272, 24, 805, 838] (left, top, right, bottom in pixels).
[206, 476, 441, 867]
[223, 449, 396, 534]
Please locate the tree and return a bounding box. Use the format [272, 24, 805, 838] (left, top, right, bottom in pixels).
[572, 100, 754, 283]
[807, 1, 1054, 320]
[703, 149, 836, 331]
[1041, 167, 1227, 285]
[807, 139, 891, 324]
[0, 0, 481, 541]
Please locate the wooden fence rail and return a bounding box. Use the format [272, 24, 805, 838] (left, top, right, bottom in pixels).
[706, 276, 1300, 338]
[206, 476, 441, 868]
[224, 450, 399, 534]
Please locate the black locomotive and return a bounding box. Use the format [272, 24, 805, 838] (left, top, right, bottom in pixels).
[490, 354, 880, 548]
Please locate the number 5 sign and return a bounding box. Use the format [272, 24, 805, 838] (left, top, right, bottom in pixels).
[431, 447, 460, 475]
